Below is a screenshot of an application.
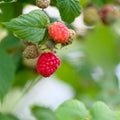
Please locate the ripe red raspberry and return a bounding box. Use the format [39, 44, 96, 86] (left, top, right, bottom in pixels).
[36, 52, 60, 77]
[48, 22, 69, 43]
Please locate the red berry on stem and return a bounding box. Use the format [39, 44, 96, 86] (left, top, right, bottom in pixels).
[36, 52, 60, 77]
[48, 22, 69, 43]
[100, 4, 119, 25]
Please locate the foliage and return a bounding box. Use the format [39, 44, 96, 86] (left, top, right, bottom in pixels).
[31, 100, 120, 120]
[3, 10, 50, 43]
[0, 0, 120, 119]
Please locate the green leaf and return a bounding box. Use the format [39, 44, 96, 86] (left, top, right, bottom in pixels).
[3, 0, 13, 2]
[11, 51, 22, 72]
[0, 113, 19, 120]
[85, 24, 119, 73]
[3, 10, 50, 43]
[0, 33, 22, 71]
[56, 0, 81, 23]
[17, 0, 36, 4]
[0, 50, 15, 99]
[50, 0, 57, 6]
[80, 0, 89, 8]
[0, 33, 21, 51]
[55, 60, 81, 92]
[0, 3, 16, 22]
[55, 99, 89, 120]
[91, 101, 116, 120]
[14, 68, 38, 87]
[31, 106, 56, 120]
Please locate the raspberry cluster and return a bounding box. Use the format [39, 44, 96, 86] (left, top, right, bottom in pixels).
[83, 4, 119, 26]
[23, 1, 119, 78]
[23, 21, 76, 77]
[22, 1, 76, 77]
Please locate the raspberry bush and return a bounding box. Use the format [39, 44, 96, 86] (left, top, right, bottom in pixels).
[0, 0, 120, 120]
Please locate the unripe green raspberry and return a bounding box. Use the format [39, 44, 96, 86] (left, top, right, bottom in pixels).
[83, 7, 100, 26]
[68, 29, 76, 42]
[36, 0, 50, 9]
[23, 45, 39, 59]
[23, 57, 39, 69]
[62, 29, 76, 46]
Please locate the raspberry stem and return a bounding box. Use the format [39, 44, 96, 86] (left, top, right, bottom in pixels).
[12, 76, 42, 111]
